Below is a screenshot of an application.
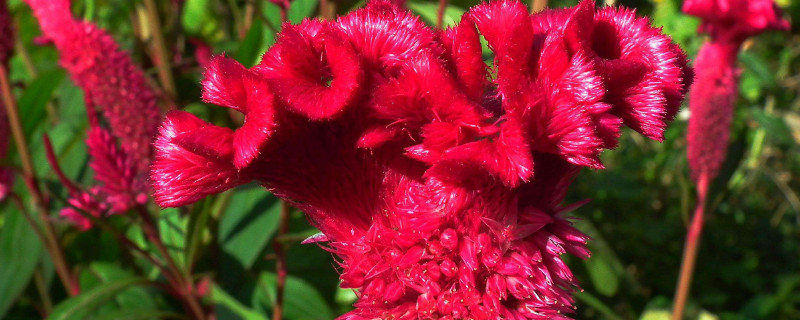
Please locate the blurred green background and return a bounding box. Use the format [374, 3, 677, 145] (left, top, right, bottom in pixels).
[0, 0, 798, 319]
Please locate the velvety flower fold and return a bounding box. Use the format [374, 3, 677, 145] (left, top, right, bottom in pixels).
[151, 0, 691, 318]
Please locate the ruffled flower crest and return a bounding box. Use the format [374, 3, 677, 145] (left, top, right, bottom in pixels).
[151, 1, 691, 318]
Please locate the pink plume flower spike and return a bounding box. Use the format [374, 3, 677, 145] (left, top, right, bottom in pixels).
[150, 1, 692, 318]
[24, 0, 161, 175]
[675, 1, 788, 318]
[43, 135, 108, 230]
[0, 0, 13, 201]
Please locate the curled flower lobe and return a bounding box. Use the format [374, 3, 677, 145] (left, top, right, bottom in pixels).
[151, 111, 242, 207]
[202, 55, 278, 168]
[258, 20, 363, 120]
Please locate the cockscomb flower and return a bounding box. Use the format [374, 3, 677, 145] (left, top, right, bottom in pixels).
[24, 0, 161, 225]
[151, 1, 690, 318]
[0, 0, 13, 201]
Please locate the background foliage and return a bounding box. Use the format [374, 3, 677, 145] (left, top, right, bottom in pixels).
[0, 0, 797, 319]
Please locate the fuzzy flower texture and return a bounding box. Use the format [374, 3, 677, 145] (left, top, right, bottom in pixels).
[25, 0, 161, 229]
[684, 0, 789, 182]
[152, 1, 691, 318]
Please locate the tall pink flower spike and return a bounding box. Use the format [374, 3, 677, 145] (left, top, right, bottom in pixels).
[674, 0, 788, 318]
[24, 0, 161, 227]
[0, 0, 13, 201]
[684, 0, 789, 182]
[152, 1, 691, 318]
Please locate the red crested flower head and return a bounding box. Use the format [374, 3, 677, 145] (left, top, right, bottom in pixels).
[151, 1, 691, 318]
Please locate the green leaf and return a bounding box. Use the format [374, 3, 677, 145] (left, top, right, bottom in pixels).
[236, 19, 265, 67]
[639, 309, 671, 320]
[750, 109, 795, 147]
[211, 284, 268, 320]
[575, 291, 623, 320]
[407, 0, 465, 28]
[82, 263, 157, 311]
[288, 0, 320, 23]
[575, 220, 627, 297]
[182, 0, 213, 35]
[585, 254, 620, 297]
[219, 185, 281, 269]
[254, 272, 334, 320]
[158, 208, 188, 268]
[91, 309, 182, 320]
[47, 277, 149, 320]
[0, 205, 44, 318]
[18, 69, 66, 140]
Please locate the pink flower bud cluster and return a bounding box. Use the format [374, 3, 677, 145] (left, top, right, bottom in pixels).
[24, 0, 159, 225]
[0, 0, 13, 201]
[151, 0, 691, 318]
[684, 0, 789, 182]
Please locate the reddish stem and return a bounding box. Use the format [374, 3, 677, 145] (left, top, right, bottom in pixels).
[272, 202, 291, 320]
[672, 173, 710, 320]
[436, 0, 448, 29]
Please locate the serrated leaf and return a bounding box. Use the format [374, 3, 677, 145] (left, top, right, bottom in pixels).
[254, 272, 334, 320]
[47, 277, 149, 320]
[0, 205, 44, 318]
[219, 185, 281, 269]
